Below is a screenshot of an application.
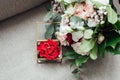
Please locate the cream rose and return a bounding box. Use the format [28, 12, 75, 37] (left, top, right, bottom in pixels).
[74, 2, 94, 20]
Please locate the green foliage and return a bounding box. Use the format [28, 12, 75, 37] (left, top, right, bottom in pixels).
[45, 24, 54, 39]
[106, 5, 117, 24]
[63, 49, 79, 59]
[90, 44, 98, 60]
[44, 11, 61, 22]
[75, 56, 89, 67]
[106, 43, 120, 55]
[105, 31, 120, 49]
[72, 68, 80, 74]
[44, 11, 53, 21]
[98, 41, 106, 57]
[45, 1, 52, 11]
[72, 68, 81, 78]
[44, 12, 61, 39]
[52, 13, 61, 22]
[79, 38, 96, 53]
[70, 16, 83, 24]
[76, 0, 85, 3]
[115, 20, 120, 30]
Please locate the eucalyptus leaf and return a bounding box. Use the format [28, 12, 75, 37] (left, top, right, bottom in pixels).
[90, 44, 98, 60]
[79, 39, 96, 53]
[44, 11, 53, 21]
[76, 0, 85, 3]
[52, 13, 61, 22]
[106, 5, 117, 24]
[45, 24, 54, 39]
[70, 16, 83, 24]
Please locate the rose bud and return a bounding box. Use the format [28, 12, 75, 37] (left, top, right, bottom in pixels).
[97, 34, 105, 44]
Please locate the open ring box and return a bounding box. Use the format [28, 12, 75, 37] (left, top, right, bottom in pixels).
[36, 22, 62, 63]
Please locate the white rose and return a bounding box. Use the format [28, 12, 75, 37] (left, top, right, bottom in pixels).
[72, 31, 84, 42]
[60, 24, 73, 34]
[71, 42, 89, 55]
[84, 29, 93, 39]
[64, 0, 76, 3]
[91, 0, 109, 5]
[56, 32, 69, 46]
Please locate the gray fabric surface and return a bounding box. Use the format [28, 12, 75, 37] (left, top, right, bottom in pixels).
[0, 3, 120, 80]
[0, 0, 47, 21]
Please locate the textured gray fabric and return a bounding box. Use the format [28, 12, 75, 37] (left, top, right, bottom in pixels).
[0, 2, 120, 80]
[0, 0, 47, 21]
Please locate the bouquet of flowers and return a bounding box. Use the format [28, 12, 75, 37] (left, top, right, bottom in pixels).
[43, 0, 120, 77]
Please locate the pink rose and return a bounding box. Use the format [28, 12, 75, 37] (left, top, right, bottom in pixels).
[74, 2, 94, 20]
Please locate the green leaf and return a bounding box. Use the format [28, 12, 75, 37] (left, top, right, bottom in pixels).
[75, 56, 89, 67]
[115, 20, 120, 30]
[106, 43, 120, 55]
[72, 68, 79, 74]
[70, 16, 83, 24]
[52, 13, 61, 22]
[79, 39, 96, 53]
[90, 44, 98, 60]
[70, 62, 75, 68]
[90, 0, 105, 8]
[76, 0, 85, 3]
[98, 41, 106, 57]
[106, 5, 118, 24]
[44, 11, 53, 21]
[45, 24, 54, 39]
[45, 1, 52, 11]
[63, 50, 78, 59]
[106, 31, 120, 49]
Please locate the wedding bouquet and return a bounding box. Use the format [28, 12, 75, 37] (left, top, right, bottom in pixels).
[43, 0, 120, 77]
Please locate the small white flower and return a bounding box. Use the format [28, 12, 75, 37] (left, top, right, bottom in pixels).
[87, 18, 98, 27]
[100, 21, 105, 24]
[72, 31, 84, 42]
[104, 12, 107, 15]
[84, 29, 93, 39]
[64, 0, 76, 3]
[71, 42, 89, 55]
